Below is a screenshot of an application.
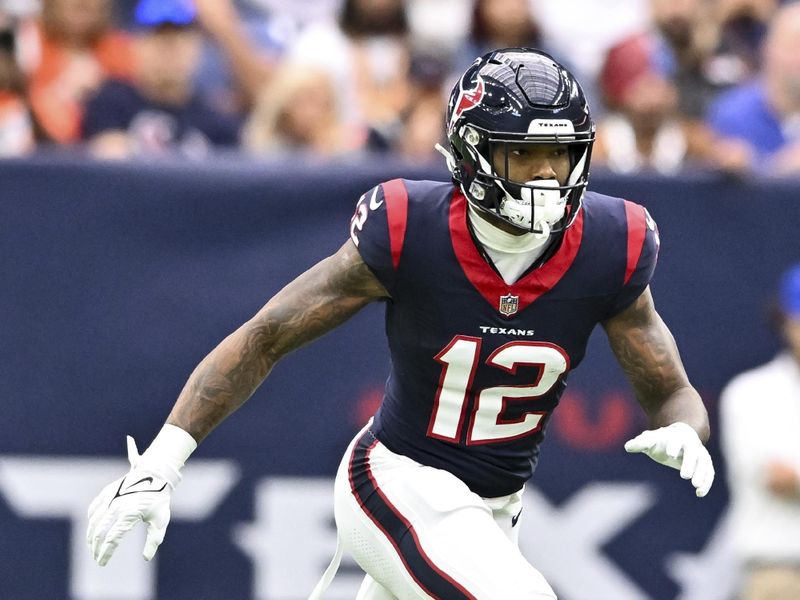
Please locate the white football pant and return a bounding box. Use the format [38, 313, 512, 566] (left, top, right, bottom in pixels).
[332, 423, 557, 600]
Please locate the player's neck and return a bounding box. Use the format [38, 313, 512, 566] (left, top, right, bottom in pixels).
[467, 204, 553, 255]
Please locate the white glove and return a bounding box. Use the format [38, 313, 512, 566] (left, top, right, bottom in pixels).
[87, 425, 196, 566]
[624, 422, 715, 497]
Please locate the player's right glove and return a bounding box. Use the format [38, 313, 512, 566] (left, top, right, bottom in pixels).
[86, 424, 196, 566]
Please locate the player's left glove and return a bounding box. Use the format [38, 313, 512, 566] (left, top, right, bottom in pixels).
[624, 422, 714, 497]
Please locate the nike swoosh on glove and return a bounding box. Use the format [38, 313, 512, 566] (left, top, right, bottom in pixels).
[624, 422, 715, 497]
[86, 436, 178, 566]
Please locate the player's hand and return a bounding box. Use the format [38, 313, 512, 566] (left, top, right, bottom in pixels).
[624, 422, 715, 497]
[86, 436, 178, 566]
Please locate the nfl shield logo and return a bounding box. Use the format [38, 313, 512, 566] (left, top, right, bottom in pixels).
[499, 294, 519, 316]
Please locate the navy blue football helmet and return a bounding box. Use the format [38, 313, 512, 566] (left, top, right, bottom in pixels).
[441, 48, 595, 235]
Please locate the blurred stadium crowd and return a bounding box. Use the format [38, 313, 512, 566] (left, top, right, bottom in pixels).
[1, 0, 800, 174]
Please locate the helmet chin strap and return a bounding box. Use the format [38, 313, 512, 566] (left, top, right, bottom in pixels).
[499, 179, 565, 238]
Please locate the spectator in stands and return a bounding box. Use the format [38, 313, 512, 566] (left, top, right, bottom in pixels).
[710, 0, 779, 85]
[242, 62, 363, 158]
[284, 0, 411, 150]
[190, 0, 276, 117]
[0, 11, 37, 156]
[594, 33, 716, 174]
[451, 0, 547, 75]
[404, 0, 472, 58]
[447, 0, 588, 109]
[707, 2, 800, 175]
[652, 0, 722, 118]
[392, 53, 447, 163]
[529, 0, 650, 108]
[82, 0, 239, 160]
[20, 0, 134, 145]
[720, 263, 800, 600]
[602, 0, 725, 122]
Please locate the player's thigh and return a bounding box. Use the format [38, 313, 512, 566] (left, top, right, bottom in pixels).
[334, 429, 555, 599]
[405, 484, 553, 600]
[334, 430, 429, 599]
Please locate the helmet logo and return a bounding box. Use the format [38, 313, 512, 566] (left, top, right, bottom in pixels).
[449, 75, 485, 131]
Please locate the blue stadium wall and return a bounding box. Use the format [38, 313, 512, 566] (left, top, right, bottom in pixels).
[1, 156, 799, 600]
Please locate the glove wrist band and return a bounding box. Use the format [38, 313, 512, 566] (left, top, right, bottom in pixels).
[139, 424, 198, 486]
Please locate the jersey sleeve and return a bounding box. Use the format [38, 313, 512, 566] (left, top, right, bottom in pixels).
[605, 201, 660, 317]
[348, 179, 409, 295]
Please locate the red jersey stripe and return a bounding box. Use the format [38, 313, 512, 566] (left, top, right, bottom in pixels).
[623, 201, 647, 285]
[382, 179, 409, 270]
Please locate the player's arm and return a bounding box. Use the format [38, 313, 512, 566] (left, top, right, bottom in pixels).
[167, 239, 388, 442]
[602, 286, 709, 439]
[87, 239, 387, 565]
[602, 286, 714, 497]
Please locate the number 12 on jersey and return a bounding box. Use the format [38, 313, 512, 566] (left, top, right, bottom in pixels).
[428, 336, 570, 445]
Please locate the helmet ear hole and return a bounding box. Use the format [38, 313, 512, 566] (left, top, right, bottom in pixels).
[463, 127, 481, 146]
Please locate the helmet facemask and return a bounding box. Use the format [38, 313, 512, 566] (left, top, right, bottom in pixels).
[449, 123, 594, 236]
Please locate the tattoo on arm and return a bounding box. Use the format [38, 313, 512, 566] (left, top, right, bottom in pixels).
[603, 288, 688, 405]
[603, 287, 709, 439]
[167, 240, 387, 442]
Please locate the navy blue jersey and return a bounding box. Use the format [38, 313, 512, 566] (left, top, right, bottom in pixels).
[350, 179, 659, 498]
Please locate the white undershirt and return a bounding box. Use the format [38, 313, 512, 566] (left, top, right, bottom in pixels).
[467, 205, 553, 285]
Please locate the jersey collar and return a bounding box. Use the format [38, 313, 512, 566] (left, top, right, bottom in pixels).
[449, 189, 585, 317]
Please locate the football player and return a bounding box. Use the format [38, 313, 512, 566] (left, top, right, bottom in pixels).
[87, 48, 714, 599]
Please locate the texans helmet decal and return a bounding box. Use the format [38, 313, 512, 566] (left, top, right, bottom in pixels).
[449, 75, 486, 132]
